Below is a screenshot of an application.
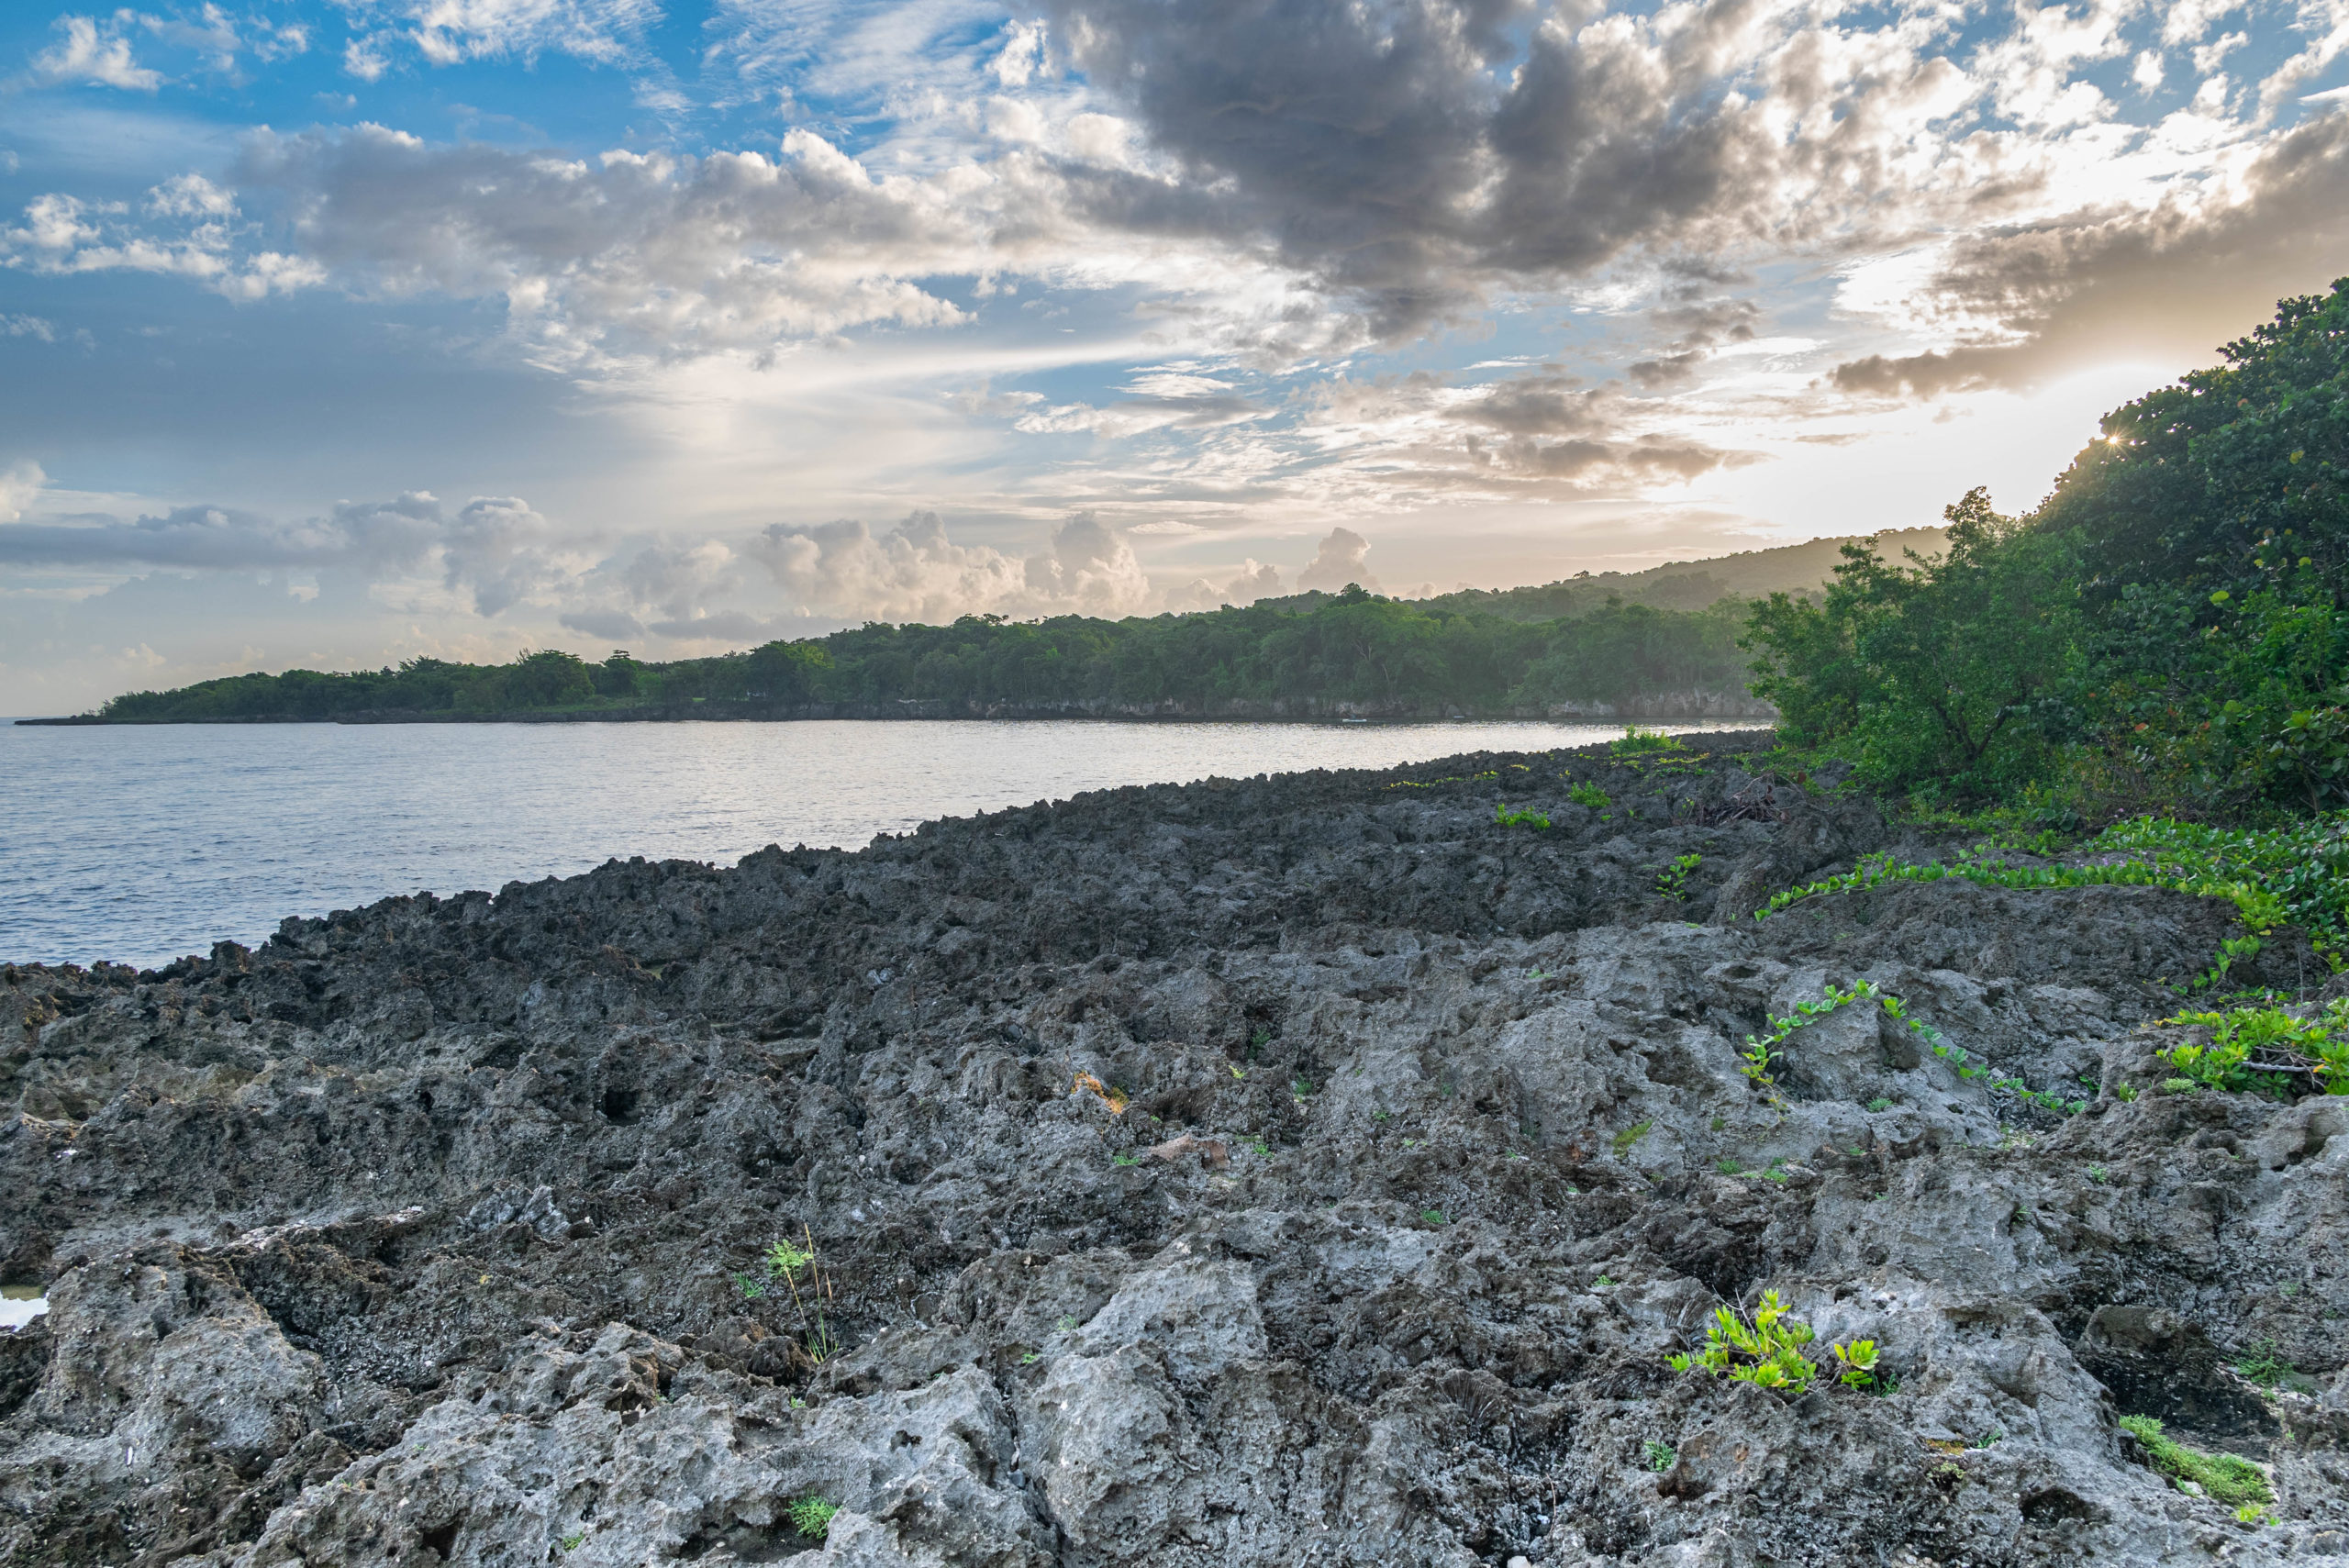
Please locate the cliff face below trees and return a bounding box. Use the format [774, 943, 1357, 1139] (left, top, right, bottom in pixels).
[4, 734, 2347, 1567]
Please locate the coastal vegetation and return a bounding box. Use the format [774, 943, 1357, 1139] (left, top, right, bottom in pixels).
[84, 588, 1753, 722]
[1748, 278, 2349, 824]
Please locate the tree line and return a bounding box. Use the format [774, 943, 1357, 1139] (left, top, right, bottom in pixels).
[90, 587, 1754, 723]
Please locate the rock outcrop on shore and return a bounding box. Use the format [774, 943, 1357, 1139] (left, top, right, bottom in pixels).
[4, 732, 2345, 1566]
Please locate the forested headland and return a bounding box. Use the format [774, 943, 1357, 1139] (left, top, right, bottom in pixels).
[65, 582, 1766, 725]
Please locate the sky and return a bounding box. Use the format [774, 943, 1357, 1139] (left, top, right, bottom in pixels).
[2, 0, 2347, 712]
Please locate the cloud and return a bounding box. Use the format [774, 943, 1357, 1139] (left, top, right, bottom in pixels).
[332, 0, 661, 71]
[1013, 392, 1267, 437]
[751, 507, 1153, 621]
[29, 16, 163, 91]
[1021, 511, 1151, 614]
[0, 489, 579, 616]
[751, 510, 1030, 622]
[1162, 556, 1286, 613]
[558, 606, 645, 639]
[0, 184, 325, 300]
[1830, 108, 2349, 400]
[1040, 0, 2048, 337]
[228, 124, 1056, 353]
[0, 461, 44, 522]
[1296, 526, 1378, 593]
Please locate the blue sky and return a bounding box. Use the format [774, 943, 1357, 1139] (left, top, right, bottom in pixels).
[3, 0, 2348, 709]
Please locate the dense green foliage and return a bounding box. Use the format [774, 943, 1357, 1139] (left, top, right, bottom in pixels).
[90, 587, 1753, 722]
[1746, 279, 2349, 817]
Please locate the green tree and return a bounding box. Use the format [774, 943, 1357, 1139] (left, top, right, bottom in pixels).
[1744, 489, 2077, 801]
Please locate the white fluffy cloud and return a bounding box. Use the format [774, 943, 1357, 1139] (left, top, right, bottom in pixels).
[1295, 527, 1377, 594]
[749, 508, 1153, 621]
[0, 181, 324, 300]
[28, 15, 163, 91]
[0, 489, 584, 616]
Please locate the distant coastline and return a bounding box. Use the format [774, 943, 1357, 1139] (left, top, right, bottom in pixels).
[46, 580, 1795, 730]
[17, 689, 1775, 727]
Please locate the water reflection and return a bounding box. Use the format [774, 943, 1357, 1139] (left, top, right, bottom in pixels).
[1, 1284, 46, 1331]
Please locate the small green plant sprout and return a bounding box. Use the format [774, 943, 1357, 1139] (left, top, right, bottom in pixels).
[1592, 1274, 1619, 1289]
[1421, 1207, 1448, 1226]
[1373, 1109, 1391, 1121]
[2115, 1082, 2140, 1102]
[1250, 1025, 1272, 1052]
[2163, 1076, 2200, 1095]
[1643, 1440, 1676, 1472]
[1230, 1063, 1246, 1079]
[2237, 1502, 2273, 1527]
[2087, 1164, 2109, 1184]
[2233, 1338, 2296, 1391]
[787, 1496, 840, 1539]
[1832, 1339, 1880, 1391]
[1865, 1095, 1894, 1112]
[1291, 1076, 1315, 1098]
[1612, 1118, 1653, 1159]
[1055, 1313, 1079, 1331]
[2121, 1415, 2273, 1507]
[1655, 853, 1703, 901]
[1972, 1428, 2002, 1449]
[561, 1533, 585, 1552]
[1111, 1152, 1139, 1167]
[1249, 1138, 1272, 1156]
[1716, 1157, 1742, 1173]
[750, 1226, 840, 1367]
[1019, 1351, 1040, 1365]
[1567, 782, 1610, 810]
[1495, 802, 1552, 829]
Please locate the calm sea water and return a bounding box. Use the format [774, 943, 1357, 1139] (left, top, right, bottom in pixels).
[0, 717, 1763, 969]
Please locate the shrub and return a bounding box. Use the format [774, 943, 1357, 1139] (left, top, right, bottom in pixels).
[1567, 782, 1610, 809]
[2160, 1000, 2349, 1095]
[1666, 1289, 1880, 1395]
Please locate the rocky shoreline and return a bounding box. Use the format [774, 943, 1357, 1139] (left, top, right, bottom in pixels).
[5, 731, 2346, 1566]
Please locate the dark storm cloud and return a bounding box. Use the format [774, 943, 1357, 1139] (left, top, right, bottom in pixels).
[1042, 0, 1964, 337]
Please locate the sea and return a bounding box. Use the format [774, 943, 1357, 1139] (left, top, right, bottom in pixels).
[1, 717, 1765, 970]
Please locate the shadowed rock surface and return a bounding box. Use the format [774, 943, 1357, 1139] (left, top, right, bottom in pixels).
[5, 732, 2347, 1566]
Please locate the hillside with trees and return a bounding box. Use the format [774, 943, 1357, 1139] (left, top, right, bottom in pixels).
[72, 586, 1760, 724]
[1748, 277, 2349, 821]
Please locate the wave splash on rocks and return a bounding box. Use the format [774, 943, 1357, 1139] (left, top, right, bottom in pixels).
[2, 732, 2342, 1566]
